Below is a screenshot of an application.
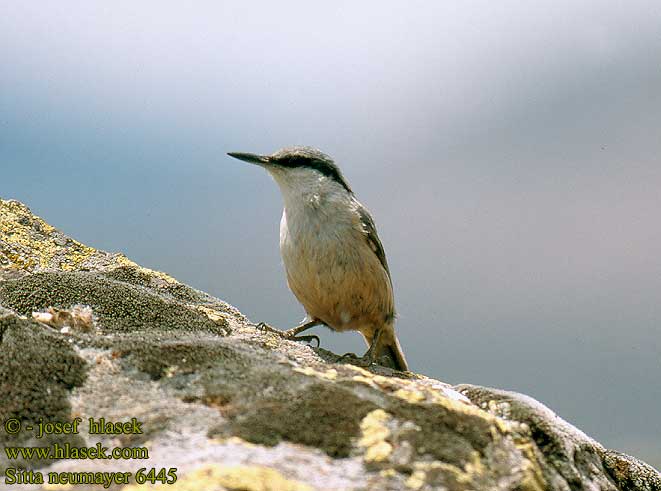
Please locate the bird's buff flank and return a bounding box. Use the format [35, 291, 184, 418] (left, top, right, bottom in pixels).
[227, 146, 408, 371]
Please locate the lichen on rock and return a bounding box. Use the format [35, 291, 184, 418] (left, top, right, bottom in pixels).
[0, 197, 659, 491]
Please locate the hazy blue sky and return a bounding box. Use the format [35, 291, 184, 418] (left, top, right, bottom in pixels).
[1, 1, 660, 466]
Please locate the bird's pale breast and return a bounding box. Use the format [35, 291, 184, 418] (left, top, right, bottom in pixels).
[279, 197, 393, 333]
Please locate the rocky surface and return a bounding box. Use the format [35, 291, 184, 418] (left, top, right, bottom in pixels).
[0, 197, 659, 491]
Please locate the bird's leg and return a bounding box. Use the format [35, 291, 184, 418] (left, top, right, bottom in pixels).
[254, 319, 322, 346]
[283, 320, 322, 338]
[340, 328, 382, 368]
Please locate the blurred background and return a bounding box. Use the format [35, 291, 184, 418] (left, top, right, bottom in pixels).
[1, 1, 659, 467]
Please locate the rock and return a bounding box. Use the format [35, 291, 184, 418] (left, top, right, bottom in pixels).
[1, 197, 659, 491]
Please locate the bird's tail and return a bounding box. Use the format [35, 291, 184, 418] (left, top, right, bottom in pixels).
[369, 325, 409, 372]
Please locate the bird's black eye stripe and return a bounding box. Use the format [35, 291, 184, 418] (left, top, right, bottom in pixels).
[276, 155, 310, 168]
[272, 155, 353, 193]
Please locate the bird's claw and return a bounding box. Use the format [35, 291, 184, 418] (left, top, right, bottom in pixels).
[254, 322, 279, 334]
[287, 334, 321, 347]
[253, 322, 320, 347]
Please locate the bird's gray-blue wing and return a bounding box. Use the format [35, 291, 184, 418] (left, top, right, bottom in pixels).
[357, 205, 391, 281]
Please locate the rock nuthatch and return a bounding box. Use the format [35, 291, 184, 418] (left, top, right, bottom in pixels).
[228, 146, 408, 371]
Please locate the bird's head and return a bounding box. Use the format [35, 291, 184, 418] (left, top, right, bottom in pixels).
[228, 146, 353, 196]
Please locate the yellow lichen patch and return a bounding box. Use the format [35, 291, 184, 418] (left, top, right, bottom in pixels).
[293, 366, 338, 381]
[514, 441, 547, 491]
[347, 366, 427, 396]
[393, 388, 426, 403]
[405, 459, 477, 489]
[59, 243, 96, 271]
[194, 305, 229, 326]
[344, 364, 373, 377]
[342, 362, 512, 437]
[371, 374, 398, 389]
[358, 409, 391, 446]
[121, 464, 312, 491]
[405, 469, 427, 489]
[358, 409, 393, 464]
[351, 374, 375, 386]
[114, 254, 179, 285]
[365, 440, 393, 463]
[425, 389, 510, 433]
[348, 366, 393, 390]
[463, 451, 486, 481]
[258, 334, 281, 349]
[0, 198, 96, 271]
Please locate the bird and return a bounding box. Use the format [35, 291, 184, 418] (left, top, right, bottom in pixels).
[227, 146, 408, 371]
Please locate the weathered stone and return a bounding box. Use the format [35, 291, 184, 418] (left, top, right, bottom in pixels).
[0, 198, 659, 491]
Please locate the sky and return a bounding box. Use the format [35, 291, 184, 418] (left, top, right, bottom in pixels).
[1, 1, 660, 467]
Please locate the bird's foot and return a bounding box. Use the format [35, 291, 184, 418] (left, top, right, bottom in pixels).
[254, 322, 281, 335]
[254, 322, 320, 347]
[339, 351, 375, 368]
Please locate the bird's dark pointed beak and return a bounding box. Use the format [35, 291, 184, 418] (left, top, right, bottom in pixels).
[227, 152, 271, 165]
